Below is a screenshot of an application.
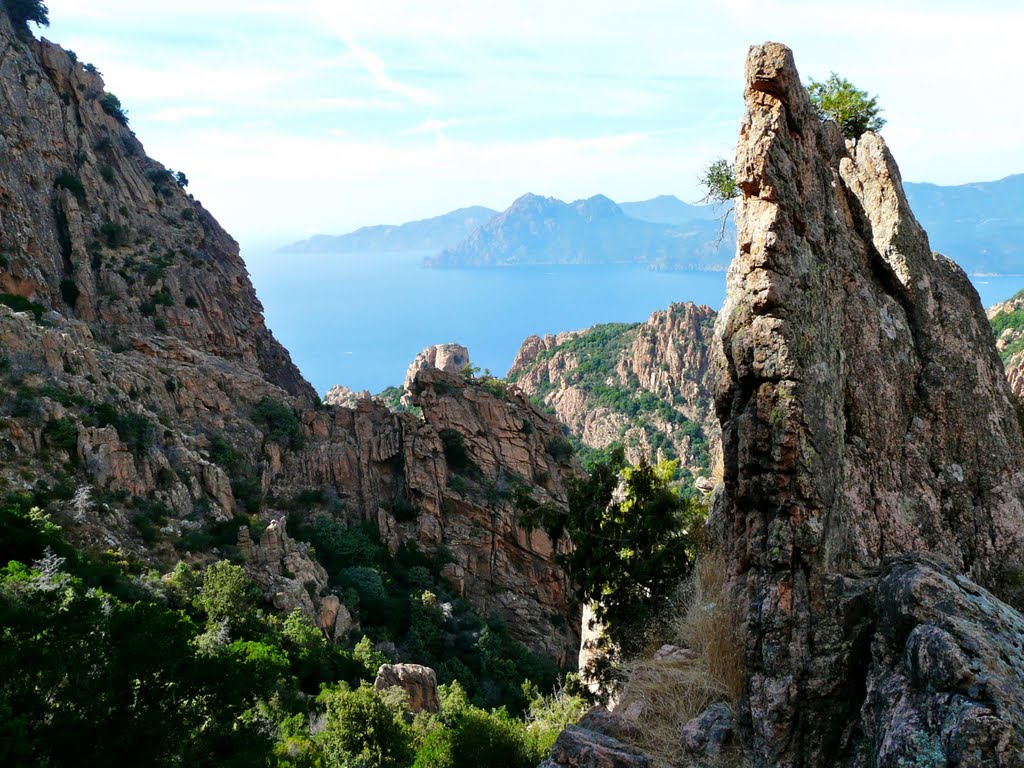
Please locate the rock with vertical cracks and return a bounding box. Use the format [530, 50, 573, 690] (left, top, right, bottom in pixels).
[712, 41, 1024, 766]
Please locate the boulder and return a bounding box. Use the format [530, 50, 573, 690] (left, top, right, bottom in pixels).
[373, 663, 440, 714]
[539, 725, 650, 768]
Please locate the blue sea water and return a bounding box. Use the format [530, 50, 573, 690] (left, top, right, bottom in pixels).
[245, 249, 1024, 396]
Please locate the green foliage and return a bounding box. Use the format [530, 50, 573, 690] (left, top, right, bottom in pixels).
[0, 293, 45, 322]
[699, 157, 739, 205]
[97, 219, 129, 248]
[990, 304, 1024, 363]
[197, 560, 256, 626]
[438, 428, 473, 473]
[806, 73, 885, 139]
[524, 448, 704, 685]
[92, 403, 155, 455]
[208, 434, 262, 512]
[253, 396, 304, 449]
[2, 0, 49, 30]
[316, 683, 413, 768]
[42, 417, 78, 455]
[99, 92, 129, 125]
[54, 171, 85, 201]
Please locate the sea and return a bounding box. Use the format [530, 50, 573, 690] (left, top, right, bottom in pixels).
[245, 249, 1024, 396]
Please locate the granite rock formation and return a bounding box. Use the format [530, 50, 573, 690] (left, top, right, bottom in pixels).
[373, 663, 441, 714]
[0, 17, 579, 663]
[712, 42, 1024, 766]
[508, 303, 718, 474]
[401, 343, 470, 404]
[988, 291, 1024, 399]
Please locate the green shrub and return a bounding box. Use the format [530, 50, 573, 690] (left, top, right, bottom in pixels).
[316, 683, 413, 768]
[0, 292, 45, 321]
[43, 418, 78, 455]
[806, 73, 885, 139]
[99, 92, 129, 125]
[54, 172, 85, 201]
[253, 396, 303, 449]
[439, 428, 472, 473]
[97, 219, 129, 248]
[93, 404, 155, 455]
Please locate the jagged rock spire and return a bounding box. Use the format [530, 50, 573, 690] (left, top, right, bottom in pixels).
[712, 42, 1024, 766]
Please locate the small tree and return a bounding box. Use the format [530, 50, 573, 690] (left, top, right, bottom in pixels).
[521, 447, 704, 693]
[3, 0, 49, 30]
[699, 158, 739, 206]
[806, 73, 885, 140]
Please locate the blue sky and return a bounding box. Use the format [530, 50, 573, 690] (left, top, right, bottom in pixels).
[43, 0, 1024, 247]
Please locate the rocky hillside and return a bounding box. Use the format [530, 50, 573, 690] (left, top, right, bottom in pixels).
[989, 289, 1024, 398]
[507, 302, 718, 479]
[425, 193, 731, 270]
[0, 15, 580, 664]
[711, 43, 1024, 766]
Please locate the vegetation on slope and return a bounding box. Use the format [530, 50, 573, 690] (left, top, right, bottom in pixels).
[508, 321, 710, 477]
[0, 493, 588, 767]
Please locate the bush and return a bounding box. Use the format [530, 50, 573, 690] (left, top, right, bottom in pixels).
[43, 418, 78, 455]
[316, 683, 413, 768]
[99, 92, 129, 125]
[252, 396, 303, 449]
[439, 428, 472, 473]
[699, 158, 739, 205]
[806, 73, 885, 139]
[54, 172, 85, 202]
[93, 404, 155, 455]
[0, 292, 45, 321]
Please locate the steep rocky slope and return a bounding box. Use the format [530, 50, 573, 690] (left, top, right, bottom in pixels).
[0, 17, 579, 663]
[712, 43, 1024, 767]
[989, 289, 1024, 398]
[508, 303, 718, 477]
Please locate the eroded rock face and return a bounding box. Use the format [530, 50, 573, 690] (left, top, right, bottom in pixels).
[403, 343, 470, 396]
[988, 293, 1024, 399]
[508, 303, 718, 472]
[712, 42, 1024, 766]
[373, 663, 441, 714]
[859, 555, 1024, 768]
[0, 18, 579, 665]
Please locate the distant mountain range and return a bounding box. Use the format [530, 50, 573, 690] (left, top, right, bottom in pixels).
[424, 193, 733, 270]
[904, 174, 1024, 275]
[280, 206, 497, 254]
[283, 174, 1024, 274]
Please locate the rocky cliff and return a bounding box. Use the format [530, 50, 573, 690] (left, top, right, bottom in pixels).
[712, 42, 1024, 767]
[989, 290, 1024, 399]
[0, 16, 579, 663]
[508, 303, 718, 477]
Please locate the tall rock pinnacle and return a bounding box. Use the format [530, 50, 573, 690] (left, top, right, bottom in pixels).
[712, 42, 1024, 766]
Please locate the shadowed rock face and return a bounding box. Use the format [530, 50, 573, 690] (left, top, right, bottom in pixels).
[712, 42, 1024, 766]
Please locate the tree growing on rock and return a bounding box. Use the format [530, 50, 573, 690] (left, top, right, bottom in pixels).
[2, 0, 49, 31]
[806, 72, 885, 139]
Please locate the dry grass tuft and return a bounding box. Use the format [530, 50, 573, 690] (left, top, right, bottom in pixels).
[614, 547, 745, 767]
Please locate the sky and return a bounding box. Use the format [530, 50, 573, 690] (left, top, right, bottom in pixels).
[43, 0, 1024, 248]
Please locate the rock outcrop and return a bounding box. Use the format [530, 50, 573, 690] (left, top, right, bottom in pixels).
[508, 303, 718, 474]
[403, 343, 470, 393]
[712, 42, 1024, 766]
[539, 725, 651, 768]
[988, 291, 1024, 399]
[322, 384, 371, 408]
[374, 663, 441, 714]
